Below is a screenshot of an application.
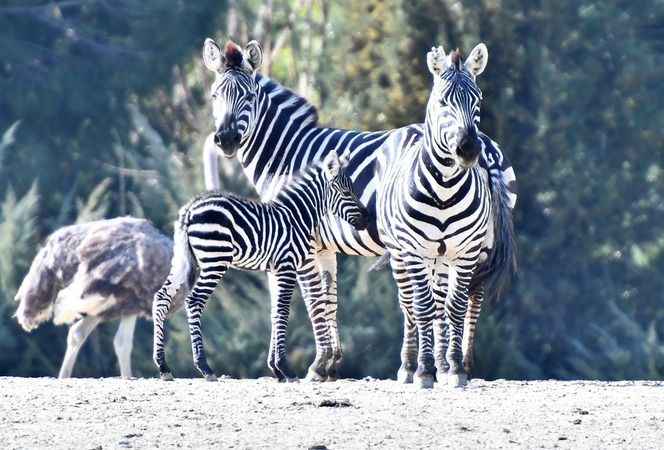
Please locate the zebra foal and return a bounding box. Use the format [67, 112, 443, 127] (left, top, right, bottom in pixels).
[153, 152, 369, 382]
[375, 44, 516, 388]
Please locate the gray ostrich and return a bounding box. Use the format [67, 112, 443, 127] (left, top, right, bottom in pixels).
[14, 217, 185, 378]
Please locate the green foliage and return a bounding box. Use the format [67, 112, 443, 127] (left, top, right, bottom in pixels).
[1, 0, 663, 381]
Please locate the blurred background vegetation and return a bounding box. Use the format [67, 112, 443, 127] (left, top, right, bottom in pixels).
[1, 0, 663, 380]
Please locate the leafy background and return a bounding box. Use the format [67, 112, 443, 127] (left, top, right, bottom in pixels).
[1, 0, 663, 380]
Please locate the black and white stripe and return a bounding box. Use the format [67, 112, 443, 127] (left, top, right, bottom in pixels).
[152, 153, 369, 381]
[375, 44, 516, 388]
[201, 39, 517, 379]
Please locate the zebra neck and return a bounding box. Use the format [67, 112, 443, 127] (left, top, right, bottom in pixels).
[421, 119, 460, 182]
[238, 75, 320, 199]
[270, 167, 326, 237]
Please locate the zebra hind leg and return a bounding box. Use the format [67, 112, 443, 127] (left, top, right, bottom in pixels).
[318, 251, 342, 382]
[153, 280, 180, 381]
[266, 271, 297, 382]
[390, 254, 417, 384]
[185, 269, 226, 381]
[432, 266, 450, 383]
[462, 287, 484, 378]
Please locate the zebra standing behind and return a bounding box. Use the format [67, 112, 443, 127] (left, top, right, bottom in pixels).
[200, 38, 518, 380]
[153, 152, 369, 382]
[375, 44, 516, 388]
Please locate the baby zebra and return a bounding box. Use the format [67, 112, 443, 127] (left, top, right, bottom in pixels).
[153, 152, 368, 381]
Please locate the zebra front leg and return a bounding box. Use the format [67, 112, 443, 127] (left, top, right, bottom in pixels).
[59, 315, 101, 379]
[185, 269, 225, 381]
[114, 314, 137, 379]
[407, 255, 437, 389]
[318, 251, 342, 381]
[297, 259, 333, 382]
[389, 254, 417, 384]
[445, 265, 473, 388]
[266, 271, 297, 381]
[462, 286, 484, 377]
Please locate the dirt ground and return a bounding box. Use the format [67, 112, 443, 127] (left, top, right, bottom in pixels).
[2, 377, 664, 449]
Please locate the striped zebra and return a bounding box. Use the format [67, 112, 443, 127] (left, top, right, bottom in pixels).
[375, 44, 517, 388]
[200, 38, 517, 380]
[152, 152, 369, 381]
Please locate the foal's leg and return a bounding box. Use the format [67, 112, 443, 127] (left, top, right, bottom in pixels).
[389, 254, 417, 384]
[317, 251, 342, 381]
[297, 258, 333, 382]
[153, 273, 186, 380]
[114, 314, 137, 379]
[266, 270, 297, 381]
[185, 268, 226, 381]
[59, 315, 102, 379]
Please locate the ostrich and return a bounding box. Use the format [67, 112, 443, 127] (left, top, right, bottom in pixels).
[14, 217, 186, 378]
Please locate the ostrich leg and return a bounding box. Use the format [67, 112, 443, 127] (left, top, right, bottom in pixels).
[114, 314, 137, 379]
[59, 316, 102, 378]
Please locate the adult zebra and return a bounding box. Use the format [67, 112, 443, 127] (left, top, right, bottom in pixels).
[375, 44, 516, 388]
[153, 152, 369, 381]
[200, 38, 517, 380]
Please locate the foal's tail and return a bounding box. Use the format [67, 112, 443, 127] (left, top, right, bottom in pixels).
[470, 168, 518, 301]
[159, 205, 197, 305]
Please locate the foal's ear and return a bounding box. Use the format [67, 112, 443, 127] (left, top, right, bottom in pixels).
[203, 38, 224, 73]
[245, 40, 263, 71]
[427, 45, 447, 78]
[323, 152, 341, 180]
[464, 43, 488, 78]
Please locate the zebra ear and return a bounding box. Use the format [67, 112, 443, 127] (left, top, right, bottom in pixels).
[427, 45, 447, 78]
[323, 152, 341, 180]
[464, 43, 488, 77]
[245, 40, 263, 71]
[203, 38, 224, 73]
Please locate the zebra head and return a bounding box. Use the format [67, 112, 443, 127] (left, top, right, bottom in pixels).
[425, 43, 488, 169]
[203, 38, 263, 158]
[322, 152, 369, 230]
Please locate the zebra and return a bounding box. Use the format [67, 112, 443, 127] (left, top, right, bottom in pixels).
[375, 44, 517, 388]
[200, 37, 517, 380]
[152, 152, 369, 382]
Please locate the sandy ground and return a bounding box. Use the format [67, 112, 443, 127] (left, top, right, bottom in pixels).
[2, 377, 664, 449]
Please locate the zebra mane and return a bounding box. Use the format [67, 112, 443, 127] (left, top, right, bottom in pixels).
[255, 74, 319, 126]
[450, 49, 462, 70]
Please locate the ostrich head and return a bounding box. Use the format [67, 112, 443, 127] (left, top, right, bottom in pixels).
[14, 244, 58, 332]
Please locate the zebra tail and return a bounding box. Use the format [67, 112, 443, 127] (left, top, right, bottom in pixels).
[368, 253, 390, 272]
[470, 170, 518, 302]
[163, 206, 197, 300]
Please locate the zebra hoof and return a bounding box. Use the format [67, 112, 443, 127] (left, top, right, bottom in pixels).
[204, 373, 218, 382]
[397, 368, 414, 384]
[448, 372, 468, 388]
[326, 375, 337, 382]
[160, 372, 174, 381]
[304, 368, 326, 382]
[414, 374, 435, 389]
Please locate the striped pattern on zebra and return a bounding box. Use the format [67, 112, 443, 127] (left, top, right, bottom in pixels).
[375, 44, 516, 388]
[152, 152, 369, 382]
[201, 38, 517, 379]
